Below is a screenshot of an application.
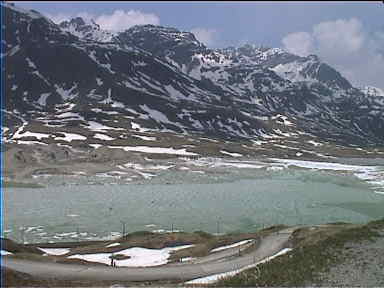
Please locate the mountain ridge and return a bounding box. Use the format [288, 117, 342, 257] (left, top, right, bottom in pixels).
[3, 3, 384, 152]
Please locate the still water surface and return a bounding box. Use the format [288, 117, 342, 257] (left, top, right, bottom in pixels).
[3, 166, 384, 243]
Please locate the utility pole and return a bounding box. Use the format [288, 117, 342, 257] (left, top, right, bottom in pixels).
[19, 226, 25, 244]
[216, 220, 220, 235]
[120, 221, 126, 240]
[294, 200, 301, 225]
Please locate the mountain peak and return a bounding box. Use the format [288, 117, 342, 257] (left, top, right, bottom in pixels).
[59, 17, 114, 42]
[116, 24, 205, 65]
[69, 17, 86, 26]
[123, 24, 203, 47]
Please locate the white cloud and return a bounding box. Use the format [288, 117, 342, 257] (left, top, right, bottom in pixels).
[47, 10, 160, 32]
[282, 32, 314, 57]
[95, 10, 159, 32]
[313, 18, 364, 55]
[190, 28, 217, 46]
[282, 18, 384, 90]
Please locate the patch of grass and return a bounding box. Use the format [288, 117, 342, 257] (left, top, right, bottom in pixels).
[193, 230, 215, 239]
[169, 243, 212, 261]
[2, 238, 44, 254]
[3, 181, 45, 188]
[124, 230, 154, 238]
[217, 219, 383, 287]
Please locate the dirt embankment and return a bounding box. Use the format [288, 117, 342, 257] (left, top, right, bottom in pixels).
[2, 143, 146, 181]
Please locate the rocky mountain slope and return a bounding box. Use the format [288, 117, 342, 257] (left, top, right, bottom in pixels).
[2, 3, 384, 158]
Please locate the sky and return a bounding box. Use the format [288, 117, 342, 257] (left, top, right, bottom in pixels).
[12, 1, 384, 90]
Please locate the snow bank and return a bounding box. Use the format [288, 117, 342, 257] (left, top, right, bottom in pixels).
[110, 146, 198, 156]
[213, 161, 265, 169]
[307, 140, 323, 147]
[270, 158, 384, 193]
[55, 133, 87, 142]
[13, 131, 51, 140]
[38, 248, 71, 256]
[133, 135, 157, 141]
[68, 245, 194, 267]
[93, 133, 115, 141]
[220, 150, 243, 157]
[270, 158, 377, 172]
[120, 163, 174, 171]
[106, 243, 121, 248]
[86, 121, 123, 131]
[211, 239, 254, 253]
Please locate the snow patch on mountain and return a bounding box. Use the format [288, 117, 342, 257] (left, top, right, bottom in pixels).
[55, 84, 78, 101]
[55, 133, 87, 142]
[37, 93, 51, 106]
[13, 131, 51, 140]
[93, 133, 115, 141]
[360, 86, 384, 97]
[270, 60, 318, 83]
[59, 17, 114, 43]
[140, 105, 174, 125]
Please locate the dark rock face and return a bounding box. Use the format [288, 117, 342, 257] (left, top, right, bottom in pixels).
[3, 3, 384, 146]
[117, 25, 205, 66]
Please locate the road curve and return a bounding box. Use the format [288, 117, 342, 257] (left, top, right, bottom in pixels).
[2, 230, 294, 282]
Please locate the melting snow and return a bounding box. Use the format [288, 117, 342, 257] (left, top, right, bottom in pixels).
[67, 245, 194, 267]
[164, 84, 189, 101]
[93, 133, 115, 141]
[131, 122, 150, 132]
[220, 150, 242, 157]
[7, 45, 21, 56]
[56, 112, 84, 121]
[106, 243, 121, 248]
[37, 93, 51, 106]
[96, 78, 103, 86]
[211, 239, 254, 253]
[55, 133, 87, 142]
[55, 84, 78, 101]
[85, 121, 123, 131]
[26, 57, 37, 69]
[110, 146, 198, 156]
[270, 158, 377, 172]
[111, 101, 125, 108]
[13, 131, 50, 140]
[212, 161, 265, 169]
[38, 248, 70, 256]
[132, 135, 156, 141]
[307, 140, 323, 147]
[140, 105, 174, 125]
[185, 248, 292, 284]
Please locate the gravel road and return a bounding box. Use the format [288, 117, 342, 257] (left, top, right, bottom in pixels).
[2, 230, 293, 282]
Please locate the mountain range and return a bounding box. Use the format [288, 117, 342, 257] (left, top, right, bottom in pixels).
[3, 3, 384, 158]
